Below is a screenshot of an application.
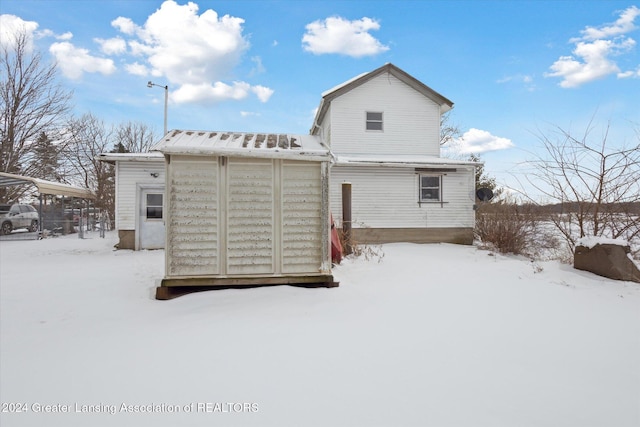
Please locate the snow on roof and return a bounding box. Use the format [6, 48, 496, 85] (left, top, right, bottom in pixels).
[321, 72, 369, 97]
[152, 130, 330, 162]
[577, 236, 629, 249]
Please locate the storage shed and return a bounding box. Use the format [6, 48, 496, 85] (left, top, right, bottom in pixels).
[153, 130, 336, 299]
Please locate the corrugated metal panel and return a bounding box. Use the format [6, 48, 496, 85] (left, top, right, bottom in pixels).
[168, 158, 219, 276]
[226, 159, 274, 275]
[330, 166, 475, 229]
[328, 72, 440, 157]
[282, 162, 323, 274]
[117, 161, 164, 230]
[153, 130, 329, 161]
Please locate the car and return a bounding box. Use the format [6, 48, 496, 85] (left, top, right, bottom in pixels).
[0, 204, 40, 235]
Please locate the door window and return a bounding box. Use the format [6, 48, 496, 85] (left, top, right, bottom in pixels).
[146, 194, 163, 219]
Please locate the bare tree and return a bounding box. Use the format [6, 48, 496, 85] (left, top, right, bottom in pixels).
[60, 113, 115, 217]
[115, 121, 157, 152]
[440, 110, 463, 146]
[1, 29, 72, 201]
[525, 121, 640, 252]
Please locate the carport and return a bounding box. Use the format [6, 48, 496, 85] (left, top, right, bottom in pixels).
[0, 172, 95, 238]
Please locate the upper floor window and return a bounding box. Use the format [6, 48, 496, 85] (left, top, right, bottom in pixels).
[419, 175, 441, 202]
[366, 112, 383, 131]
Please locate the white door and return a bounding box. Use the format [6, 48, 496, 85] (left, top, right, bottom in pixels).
[139, 189, 165, 249]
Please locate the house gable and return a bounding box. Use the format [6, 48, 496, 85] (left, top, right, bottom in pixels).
[311, 63, 453, 158]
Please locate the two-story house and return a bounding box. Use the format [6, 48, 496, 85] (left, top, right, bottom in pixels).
[101, 63, 478, 251]
[311, 63, 478, 245]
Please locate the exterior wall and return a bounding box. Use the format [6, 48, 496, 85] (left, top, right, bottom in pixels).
[282, 161, 324, 273]
[328, 72, 441, 157]
[165, 155, 329, 279]
[330, 165, 475, 230]
[116, 160, 165, 231]
[118, 230, 136, 250]
[352, 227, 473, 245]
[167, 156, 219, 277]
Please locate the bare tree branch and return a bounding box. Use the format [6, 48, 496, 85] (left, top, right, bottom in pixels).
[1, 28, 73, 202]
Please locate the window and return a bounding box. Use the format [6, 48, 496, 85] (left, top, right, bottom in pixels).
[419, 175, 441, 202]
[146, 193, 163, 219]
[366, 112, 383, 131]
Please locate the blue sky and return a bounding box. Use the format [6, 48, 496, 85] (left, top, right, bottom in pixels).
[1, 0, 639, 198]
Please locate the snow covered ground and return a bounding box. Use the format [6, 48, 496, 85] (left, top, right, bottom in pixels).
[1, 231, 639, 427]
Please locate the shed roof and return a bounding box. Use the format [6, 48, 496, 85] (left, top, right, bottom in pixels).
[0, 172, 95, 199]
[311, 63, 454, 134]
[152, 130, 330, 162]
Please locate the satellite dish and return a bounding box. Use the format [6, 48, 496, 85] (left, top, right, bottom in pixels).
[476, 188, 494, 202]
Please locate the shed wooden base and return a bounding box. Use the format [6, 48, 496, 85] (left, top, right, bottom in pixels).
[156, 275, 338, 300]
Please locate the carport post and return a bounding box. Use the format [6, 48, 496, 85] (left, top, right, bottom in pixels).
[342, 182, 352, 255]
[78, 198, 84, 239]
[38, 194, 43, 233]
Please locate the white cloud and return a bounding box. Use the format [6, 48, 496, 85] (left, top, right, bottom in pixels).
[110, 0, 272, 104]
[576, 5, 640, 41]
[123, 0, 248, 83]
[37, 30, 73, 41]
[111, 16, 137, 35]
[545, 39, 633, 88]
[251, 85, 274, 103]
[546, 6, 640, 88]
[0, 14, 39, 51]
[49, 42, 116, 80]
[171, 81, 252, 104]
[240, 111, 260, 117]
[497, 74, 536, 91]
[302, 16, 389, 57]
[94, 37, 126, 55]
[448, 128, 514, 154]
[618, 66, 640, 79]
[250, 56, 265, 75]
[125, 62, 149, 76]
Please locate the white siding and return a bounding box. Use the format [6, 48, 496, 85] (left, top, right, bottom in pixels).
[116, 161, 165, 230]
[330, 165, 475, 229]
[167, 157, 219, 277]
[227, 159, 274, 275]
[282, 162, 323, 274]
[328, 73, 441, 157]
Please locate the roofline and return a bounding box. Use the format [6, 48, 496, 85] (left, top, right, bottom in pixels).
[0, 172, 95, 199]
[332, 156, 481, 168]
[311, 63, 454, 134]
[96, 152, 164, 163]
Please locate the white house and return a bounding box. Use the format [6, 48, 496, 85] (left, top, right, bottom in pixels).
[151, 130, 335, 299]
[311, 63, 478, 244]
[96, 152, 165, 250]
[102, 63, 477, 252]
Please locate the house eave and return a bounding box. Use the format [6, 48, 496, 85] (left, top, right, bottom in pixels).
[333, 155, 480, 169]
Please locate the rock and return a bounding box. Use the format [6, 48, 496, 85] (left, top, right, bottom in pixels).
[574, 243, 640, 283]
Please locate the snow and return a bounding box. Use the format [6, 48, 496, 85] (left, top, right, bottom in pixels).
[1, 232, 639, 427]
[577, 235, 629, 249]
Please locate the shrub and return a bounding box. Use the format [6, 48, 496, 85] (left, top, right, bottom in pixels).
[475, 202, 532, 255]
